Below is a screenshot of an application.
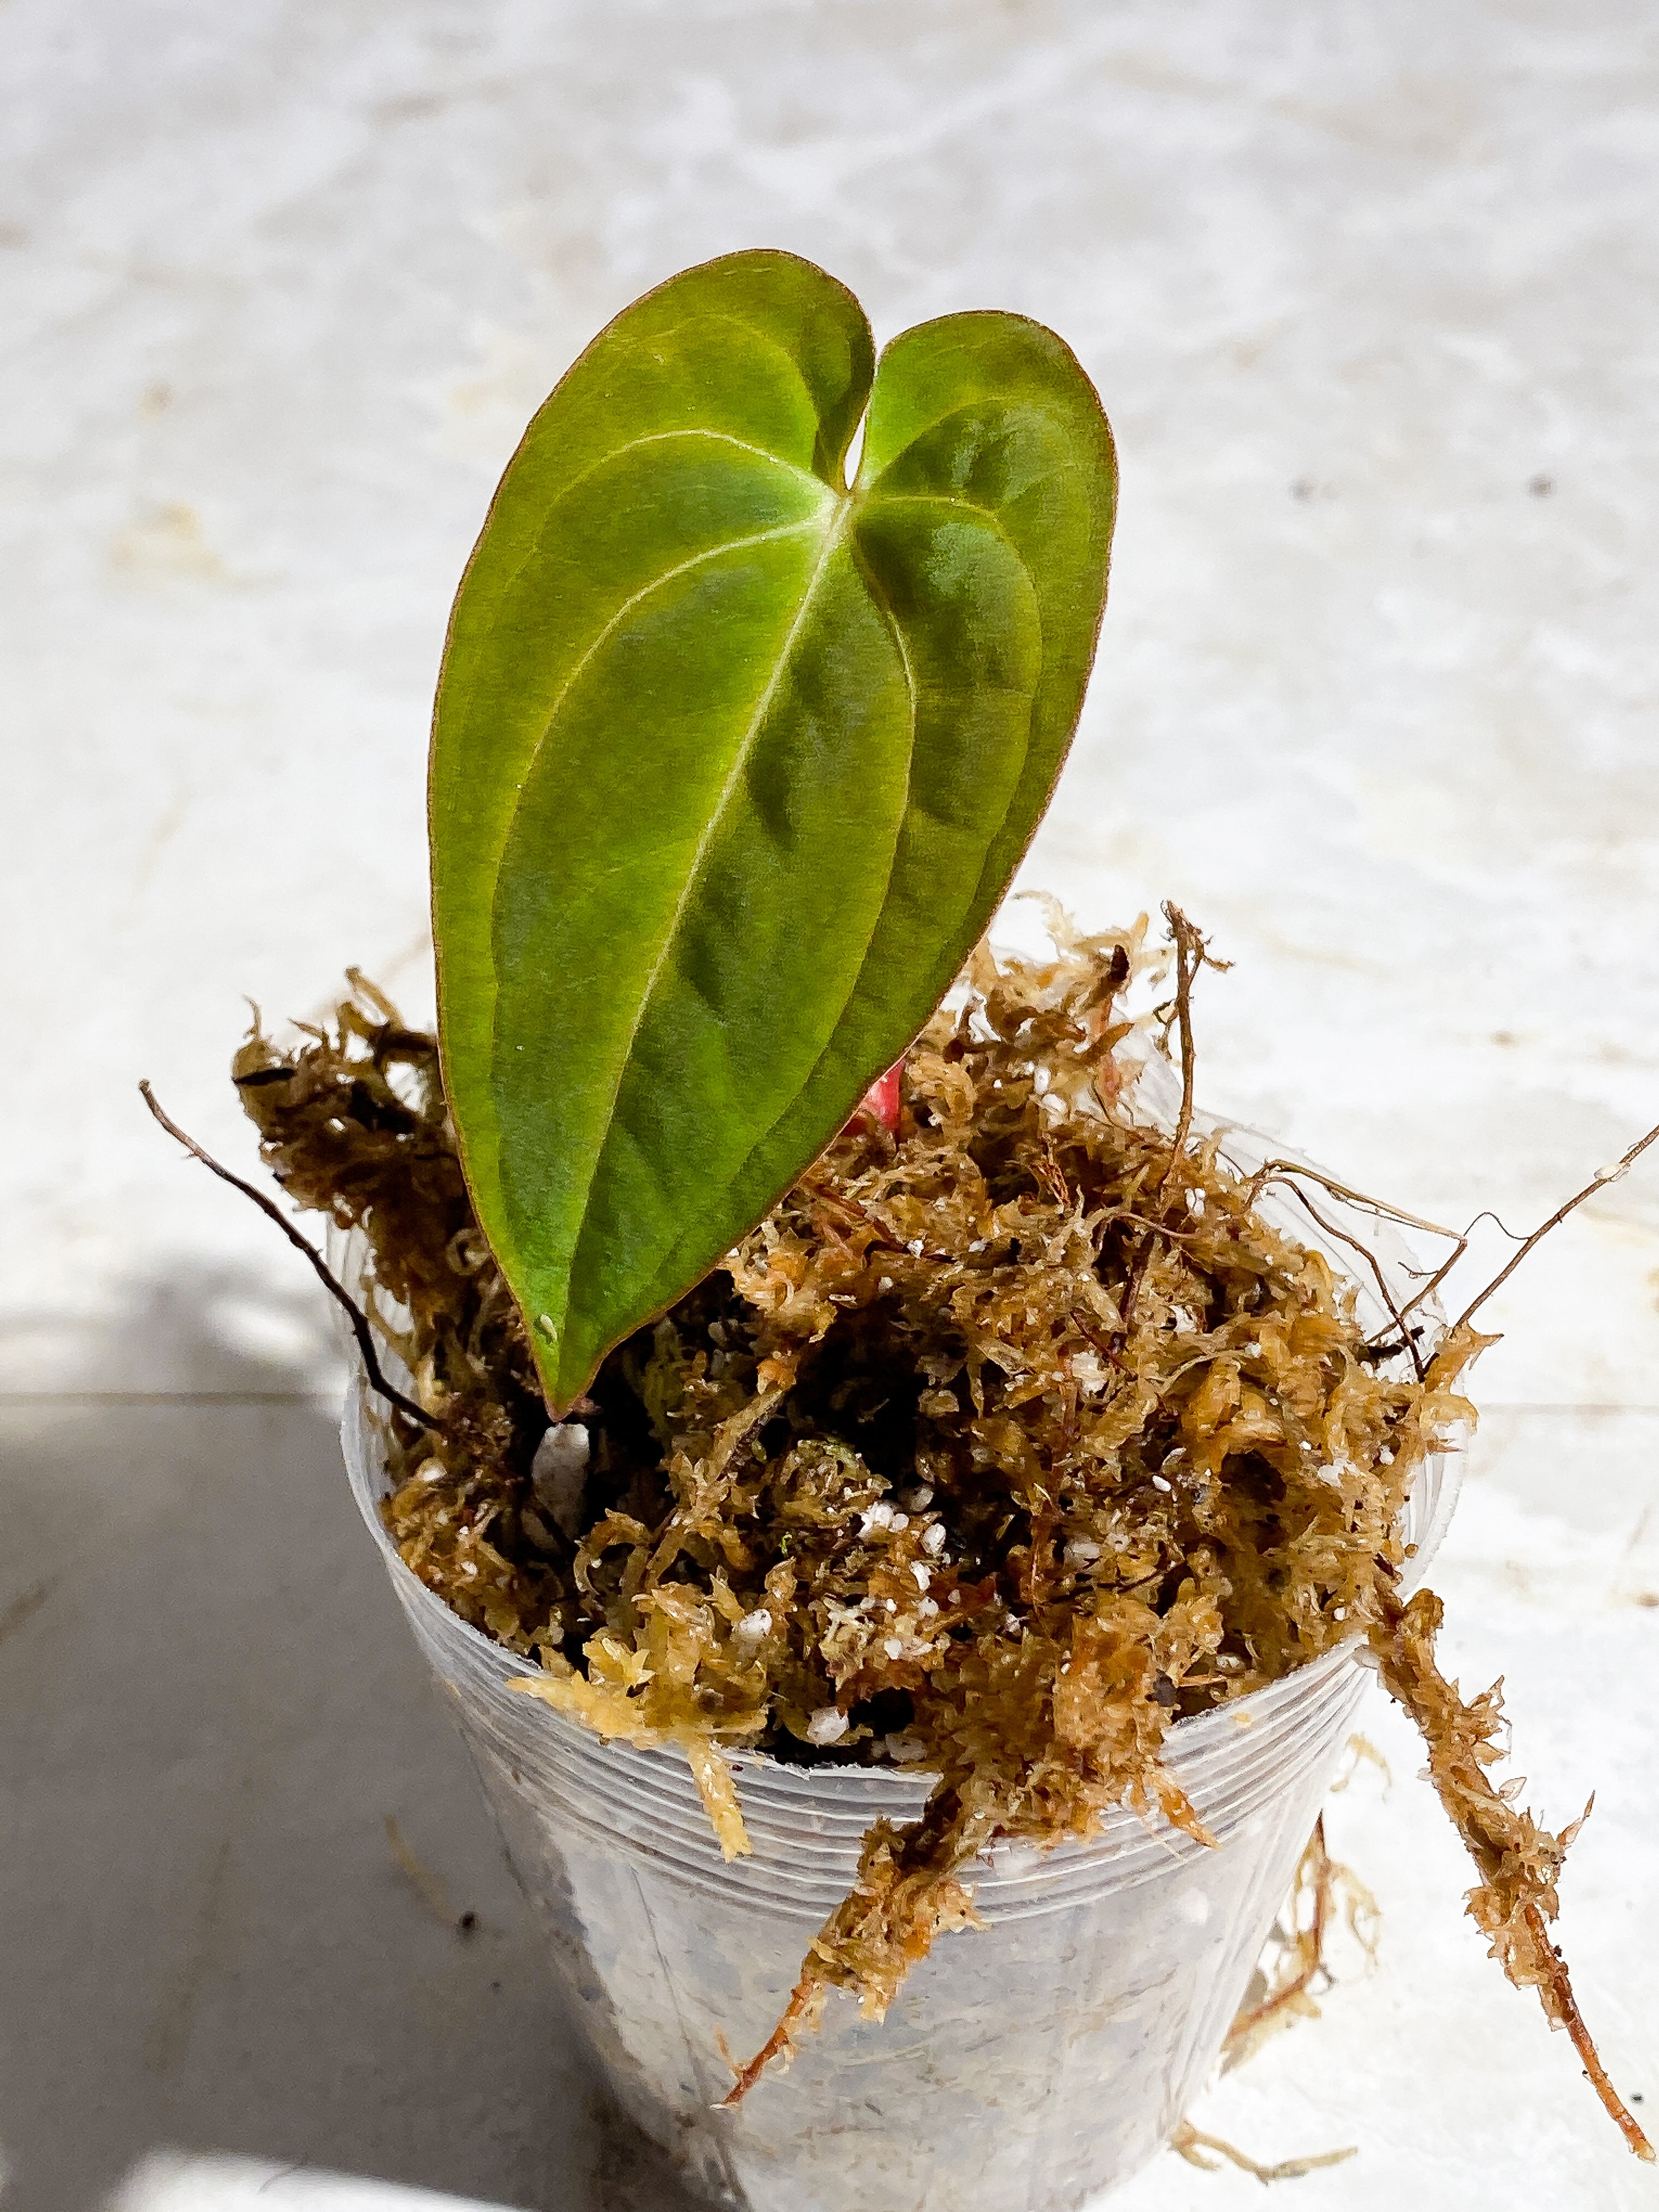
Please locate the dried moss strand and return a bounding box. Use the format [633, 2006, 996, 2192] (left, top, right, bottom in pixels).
[1154, 902, 1205, 1200]
[1369, 1588, 1654, 2163]
[723, 1788, 989, 2103]
[1171, 2124, 1356, 2183]
[1222, 1815, 1334, 2067]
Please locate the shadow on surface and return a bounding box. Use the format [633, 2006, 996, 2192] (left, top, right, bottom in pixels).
[0, 1268, 700, 2212]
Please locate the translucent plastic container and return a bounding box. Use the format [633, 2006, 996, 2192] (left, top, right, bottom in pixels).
[332, 1109, 1459, 2212]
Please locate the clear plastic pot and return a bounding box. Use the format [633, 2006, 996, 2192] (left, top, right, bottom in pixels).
[332, 1113, 1459, 2212]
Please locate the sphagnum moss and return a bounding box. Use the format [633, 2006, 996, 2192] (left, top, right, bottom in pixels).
[226, 919, 1650, 2156]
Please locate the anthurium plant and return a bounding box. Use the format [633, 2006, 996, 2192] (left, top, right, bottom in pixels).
[428, 248, 1115, 1412]
[139, 247, 1652, 2162]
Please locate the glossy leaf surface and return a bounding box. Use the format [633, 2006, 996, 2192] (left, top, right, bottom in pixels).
[431, 250, 1116, 1408]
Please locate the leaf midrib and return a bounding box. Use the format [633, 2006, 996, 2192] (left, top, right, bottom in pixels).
[628, 517, 927, 1316]
[555, 490, 861, 1325]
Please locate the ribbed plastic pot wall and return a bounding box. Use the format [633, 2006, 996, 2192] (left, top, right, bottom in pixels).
[342, 1383, 1454, 2212]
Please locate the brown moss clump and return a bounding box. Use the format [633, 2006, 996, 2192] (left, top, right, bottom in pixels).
[233, 974, 558, 1649]
[226, 921, 1650, 2157]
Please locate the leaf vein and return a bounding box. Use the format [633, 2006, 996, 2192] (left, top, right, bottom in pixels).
[540, 425, 823, 514]
[860, 490, 1043, 640]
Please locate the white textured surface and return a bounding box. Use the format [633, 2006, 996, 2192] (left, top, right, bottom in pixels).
[7, 0, 1659, 1400]
[3, 3, 1656, 2207]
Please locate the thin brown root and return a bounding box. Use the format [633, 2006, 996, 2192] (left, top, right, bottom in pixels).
[1233, 1158, 1471, 1342]
[1273, 1180, 1427, 1383]
[1171, 2121, 1356, 2183]
[1227, 1157, 1443, 1383]
[1180, 1821, 1363, 2171]
[1525, 1900, 1656, 2164]
[1236, 1158, 1463, 1254]
[718, 1978, 820, 2107]
[138, 1078, 436, 1434]
[1452, 1119, 1659, 1335]
[1234, 1123, 1659, 1374]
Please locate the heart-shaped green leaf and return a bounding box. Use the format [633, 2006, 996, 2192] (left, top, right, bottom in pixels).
[431, 250, 1115, 1410]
